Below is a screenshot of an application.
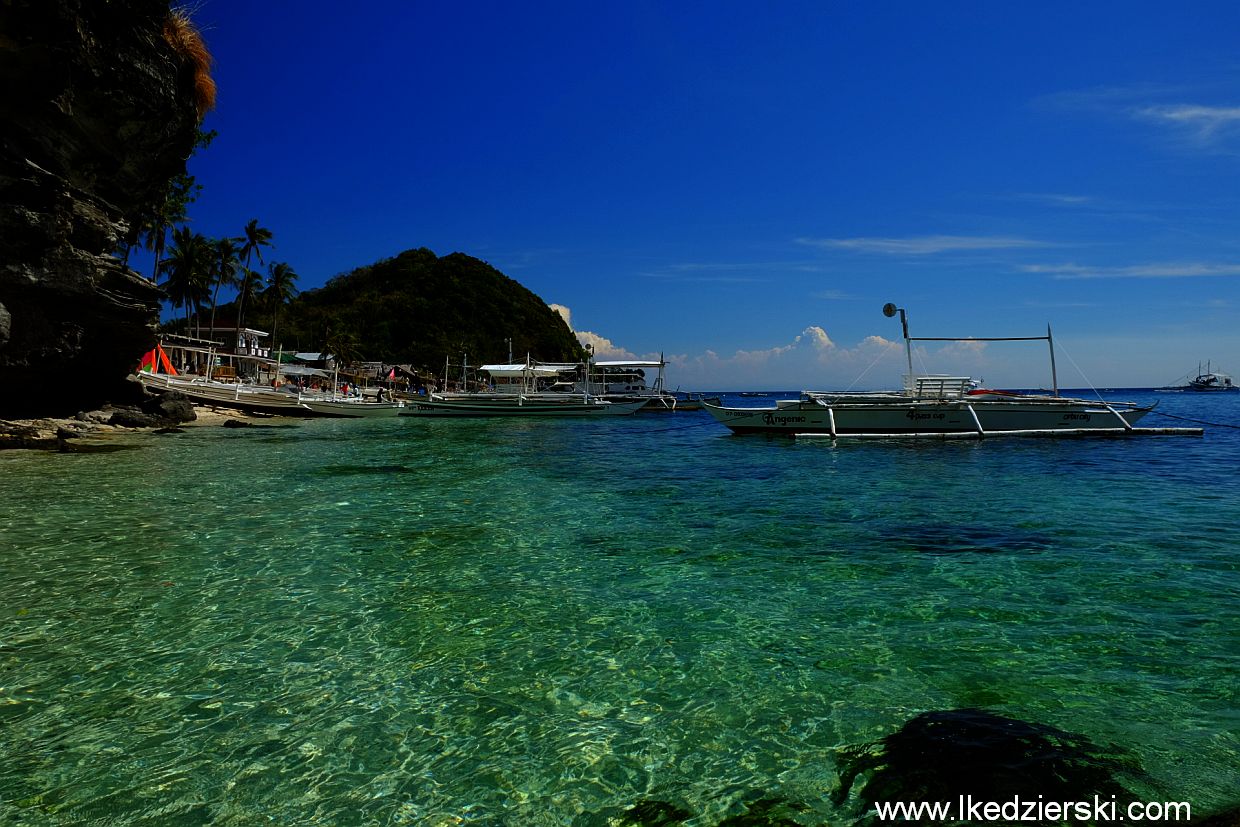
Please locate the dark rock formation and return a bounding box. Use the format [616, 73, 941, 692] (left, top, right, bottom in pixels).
[107, 389, 195, 428]
[142, 388, 195, 423]
[0, 0, 209, 417]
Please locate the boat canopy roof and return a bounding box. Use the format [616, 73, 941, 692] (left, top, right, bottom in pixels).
[480, 363, 564, 378]
[594, 360, 664, 368]
[279, 365, 330, 378]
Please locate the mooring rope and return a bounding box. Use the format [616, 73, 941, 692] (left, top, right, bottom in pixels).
[1148, 410, 1240, 430]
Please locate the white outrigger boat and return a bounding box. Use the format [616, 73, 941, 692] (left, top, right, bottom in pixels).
[299, 398, 405, 418]
[401, 397, 646, 417]
[400, 355, 649, 417]
[1185, 362, 1236, 392]
[705, 303, 1201, 440]
[137, 336, 402, 418]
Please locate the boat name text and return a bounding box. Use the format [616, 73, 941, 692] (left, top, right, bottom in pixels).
[761, 413, 807, 426]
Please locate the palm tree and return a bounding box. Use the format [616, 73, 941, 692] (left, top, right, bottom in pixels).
[236, 219, 273, 330]
[160, 226, 212, 333]
[141, 196, 180, 283]
[261, 261, 299, 348]
[207, 236, 242, 338]
[235, 267, 264, 337]
[129, 130, 214, 278]
[324, 328, 362, 374]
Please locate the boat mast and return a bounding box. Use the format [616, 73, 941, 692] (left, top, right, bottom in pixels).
[1047, 325, 1059, 397]
[886, 302, 1060, 394]
[883, 303, 914, 385]
[584, 344, 594, 399]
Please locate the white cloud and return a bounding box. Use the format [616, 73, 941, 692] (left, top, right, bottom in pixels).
[550, 306, 1020, 391]
[668, 328, 913, 390]
[1024, 262, 1240, 279]
[1035, 86, 1240, 151]
[1013, 192, 1094, 206]
[550, 303, 641, 360]
[938, 338, 988, 358]
[798, 235, 1047, 255]
[576, 330, 639, 361]
[1134, 104, 1240, 143]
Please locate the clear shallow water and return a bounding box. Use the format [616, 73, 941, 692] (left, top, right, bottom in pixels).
[0, 392, 1236, 825]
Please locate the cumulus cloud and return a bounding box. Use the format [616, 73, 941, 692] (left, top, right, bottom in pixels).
[576, 331, 639, 360]
[549, 303, 640, 360]
[550, 304, 1000, 390]
[668, 329, 914, 390]
[938, 338, 989, 358]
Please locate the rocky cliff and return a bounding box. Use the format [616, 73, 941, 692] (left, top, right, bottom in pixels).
[0, 0, 210, 417]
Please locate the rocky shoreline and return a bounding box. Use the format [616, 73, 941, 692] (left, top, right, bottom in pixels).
[0, 391, 275, 452]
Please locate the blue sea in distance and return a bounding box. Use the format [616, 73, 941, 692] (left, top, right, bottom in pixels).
[0, 390, 1236, 825]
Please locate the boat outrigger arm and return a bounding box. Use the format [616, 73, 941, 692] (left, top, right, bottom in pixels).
[882, 302, 1060, 396]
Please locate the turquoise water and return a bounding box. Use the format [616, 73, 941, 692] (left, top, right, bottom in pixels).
[0, 392, 1236, 825]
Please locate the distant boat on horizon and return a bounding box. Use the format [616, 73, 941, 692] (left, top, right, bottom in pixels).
[1160, 362, 1237, 393]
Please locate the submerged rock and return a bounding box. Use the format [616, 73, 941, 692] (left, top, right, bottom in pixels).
[835, 708, 1144, 821]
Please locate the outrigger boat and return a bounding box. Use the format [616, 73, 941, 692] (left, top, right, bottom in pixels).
[137, 335, 400, 418]
[400, 397, 646, 417]
[401, 354, 648, 417]
[299, 398, 405, 418]
[1185, 363, 1236, 392]
[137, 336, 318, 416]
[705, 303, 1201, 440]
[1157, 362, 1237, 393]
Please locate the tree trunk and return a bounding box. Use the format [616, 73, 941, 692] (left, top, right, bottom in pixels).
[151, 225, 166, 283]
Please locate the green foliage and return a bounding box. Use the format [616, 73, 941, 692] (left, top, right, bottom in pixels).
[262, 261, 299, 347]
[324, 328, 362, 369]
[123, 129, 218, 275]
[279, 248, 585, 368]
[207, 235, 243, 333]
[237, 218, 274, 330]
[160, 226, 213, 331]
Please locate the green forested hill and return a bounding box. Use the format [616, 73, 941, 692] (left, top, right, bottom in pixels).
[278, 248, 585, 368]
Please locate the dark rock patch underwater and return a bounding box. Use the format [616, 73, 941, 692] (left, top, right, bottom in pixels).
[834, 708, 1145, 823]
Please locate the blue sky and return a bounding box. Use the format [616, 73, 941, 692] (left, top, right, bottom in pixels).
[150, 1, 1240, 389]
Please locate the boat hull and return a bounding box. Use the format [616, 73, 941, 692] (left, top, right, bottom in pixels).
[400, 398, 647, 417]
[138, 373, 318, 416]
[300, 400, 405, 418]
[705, 398, 1152, 435]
